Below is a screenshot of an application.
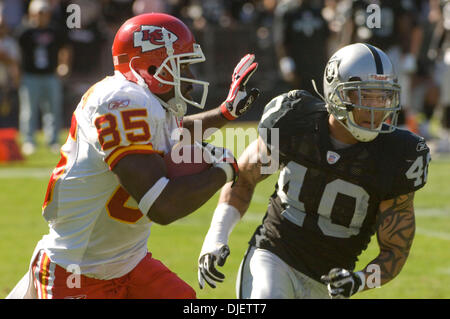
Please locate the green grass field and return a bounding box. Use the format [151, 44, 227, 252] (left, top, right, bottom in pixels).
[1, 124, 449, 299]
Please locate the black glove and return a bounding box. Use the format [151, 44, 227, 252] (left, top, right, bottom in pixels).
[221, 54, 260, 120]
[198, 245, 230, 289]
[321, 268, 365, 298]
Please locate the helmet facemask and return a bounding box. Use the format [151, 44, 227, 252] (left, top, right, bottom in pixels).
[328, 79, 401, 141]
[152, 43, 209, 117]
[320, 43, 403, 142]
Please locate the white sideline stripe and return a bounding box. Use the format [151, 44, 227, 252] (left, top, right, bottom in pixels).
[178, 209, 450, 225]
[243, 211, 263, 222]
[437, 267, 450, 275]
[251, 194, 269, 204]
[416, 227, 450, 241]
[0, 168, 52, 179]
[0, 169, 448, 221]
[415, 208, 450, 218]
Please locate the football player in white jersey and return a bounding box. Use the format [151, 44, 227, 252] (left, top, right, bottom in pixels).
[7, 13, 259, 299]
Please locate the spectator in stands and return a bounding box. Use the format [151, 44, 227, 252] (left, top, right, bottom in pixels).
[252, 0, 289, 97]
[102, 0, 134, 30]
[348, 0, 424, 134]
[321, 0, 353, 55]
[132, 0, 168, 15]
[0, 0, 25, 32]
[16, 0, 71, 155]
[408, 0, 441, 141]
[273, 0, 330, 94]
[63, 0, 109, 125]
[0, 9, 20, 121]
[429, 0, 450, 153]
[0, 8, 22, 161]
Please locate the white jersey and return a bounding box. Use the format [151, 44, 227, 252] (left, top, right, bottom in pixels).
[36, 71, 180, 280]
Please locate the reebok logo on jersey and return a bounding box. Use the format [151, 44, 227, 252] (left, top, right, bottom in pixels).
[134, 25, 178, 52]
[416, 140, 428, 152]
[108, 99, 130, 110]
[327, 151, 340, 164]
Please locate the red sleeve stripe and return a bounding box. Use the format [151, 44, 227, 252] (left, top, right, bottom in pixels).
[105, 144, 163, 169]
[69, 113, 77, 140]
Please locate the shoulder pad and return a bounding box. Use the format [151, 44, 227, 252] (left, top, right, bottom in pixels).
[381, 128, 430, 157]
[82, 75, 165, 121]
[258, 90, 326, 131]
[380, 128, 431, 199]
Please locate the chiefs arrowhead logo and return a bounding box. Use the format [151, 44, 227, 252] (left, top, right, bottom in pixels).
[134, 25, 178, 52]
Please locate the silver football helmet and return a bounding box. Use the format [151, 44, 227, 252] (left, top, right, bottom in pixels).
[322, 43, 401, 142]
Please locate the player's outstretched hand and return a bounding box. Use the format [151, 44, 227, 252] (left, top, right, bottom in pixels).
[321, 268, 364, 299]
[198, 245, 230, 289]
[221, 54, 260, 120]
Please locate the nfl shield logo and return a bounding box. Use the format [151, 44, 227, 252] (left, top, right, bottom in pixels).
[326, 151, 340, 164]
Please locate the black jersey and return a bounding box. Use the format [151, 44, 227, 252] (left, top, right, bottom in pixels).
[250, 90, 430, 283]
[16, 24, 68, 75]
[273, 2, 329, 93]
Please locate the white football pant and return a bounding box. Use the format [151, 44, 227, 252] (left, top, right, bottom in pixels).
[236, 246, 328, 299]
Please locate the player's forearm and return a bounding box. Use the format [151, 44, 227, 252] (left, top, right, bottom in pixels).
[360, 249, 410, 290]
[183, 107, 228, 141]
[360, 193, 416, 289]
[219, 139, 270, 216]
[218, 177, 255, 217]
[149, 167, 226, 225]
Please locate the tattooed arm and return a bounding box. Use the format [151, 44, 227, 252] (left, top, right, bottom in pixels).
[361, 192, 416, 289]
[321, 192, 417, 297]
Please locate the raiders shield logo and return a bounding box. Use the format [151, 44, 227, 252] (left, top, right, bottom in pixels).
[325, 59, 339, 84]
[134, 25, 178, 52]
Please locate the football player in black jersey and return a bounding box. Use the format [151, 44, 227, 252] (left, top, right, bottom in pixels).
[198, 43, 430, 299]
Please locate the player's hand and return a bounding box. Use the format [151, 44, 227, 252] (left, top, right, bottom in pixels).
[321, 268, 364, 299]
[198, 142, 238, 185]
[221, 54, 260, 120]
[198, 245, 230, 289]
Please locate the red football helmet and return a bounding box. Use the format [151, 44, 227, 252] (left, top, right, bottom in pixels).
[112, 13, 209, 116]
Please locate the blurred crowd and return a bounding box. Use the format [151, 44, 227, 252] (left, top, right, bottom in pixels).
[0, 0, 449, 160]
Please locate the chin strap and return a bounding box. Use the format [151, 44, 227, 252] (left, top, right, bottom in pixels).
[165, 97, 187, 117]
[128, 56, 149, 89]
[154, 95, 187, 118]
[128, 56, 187, 118]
